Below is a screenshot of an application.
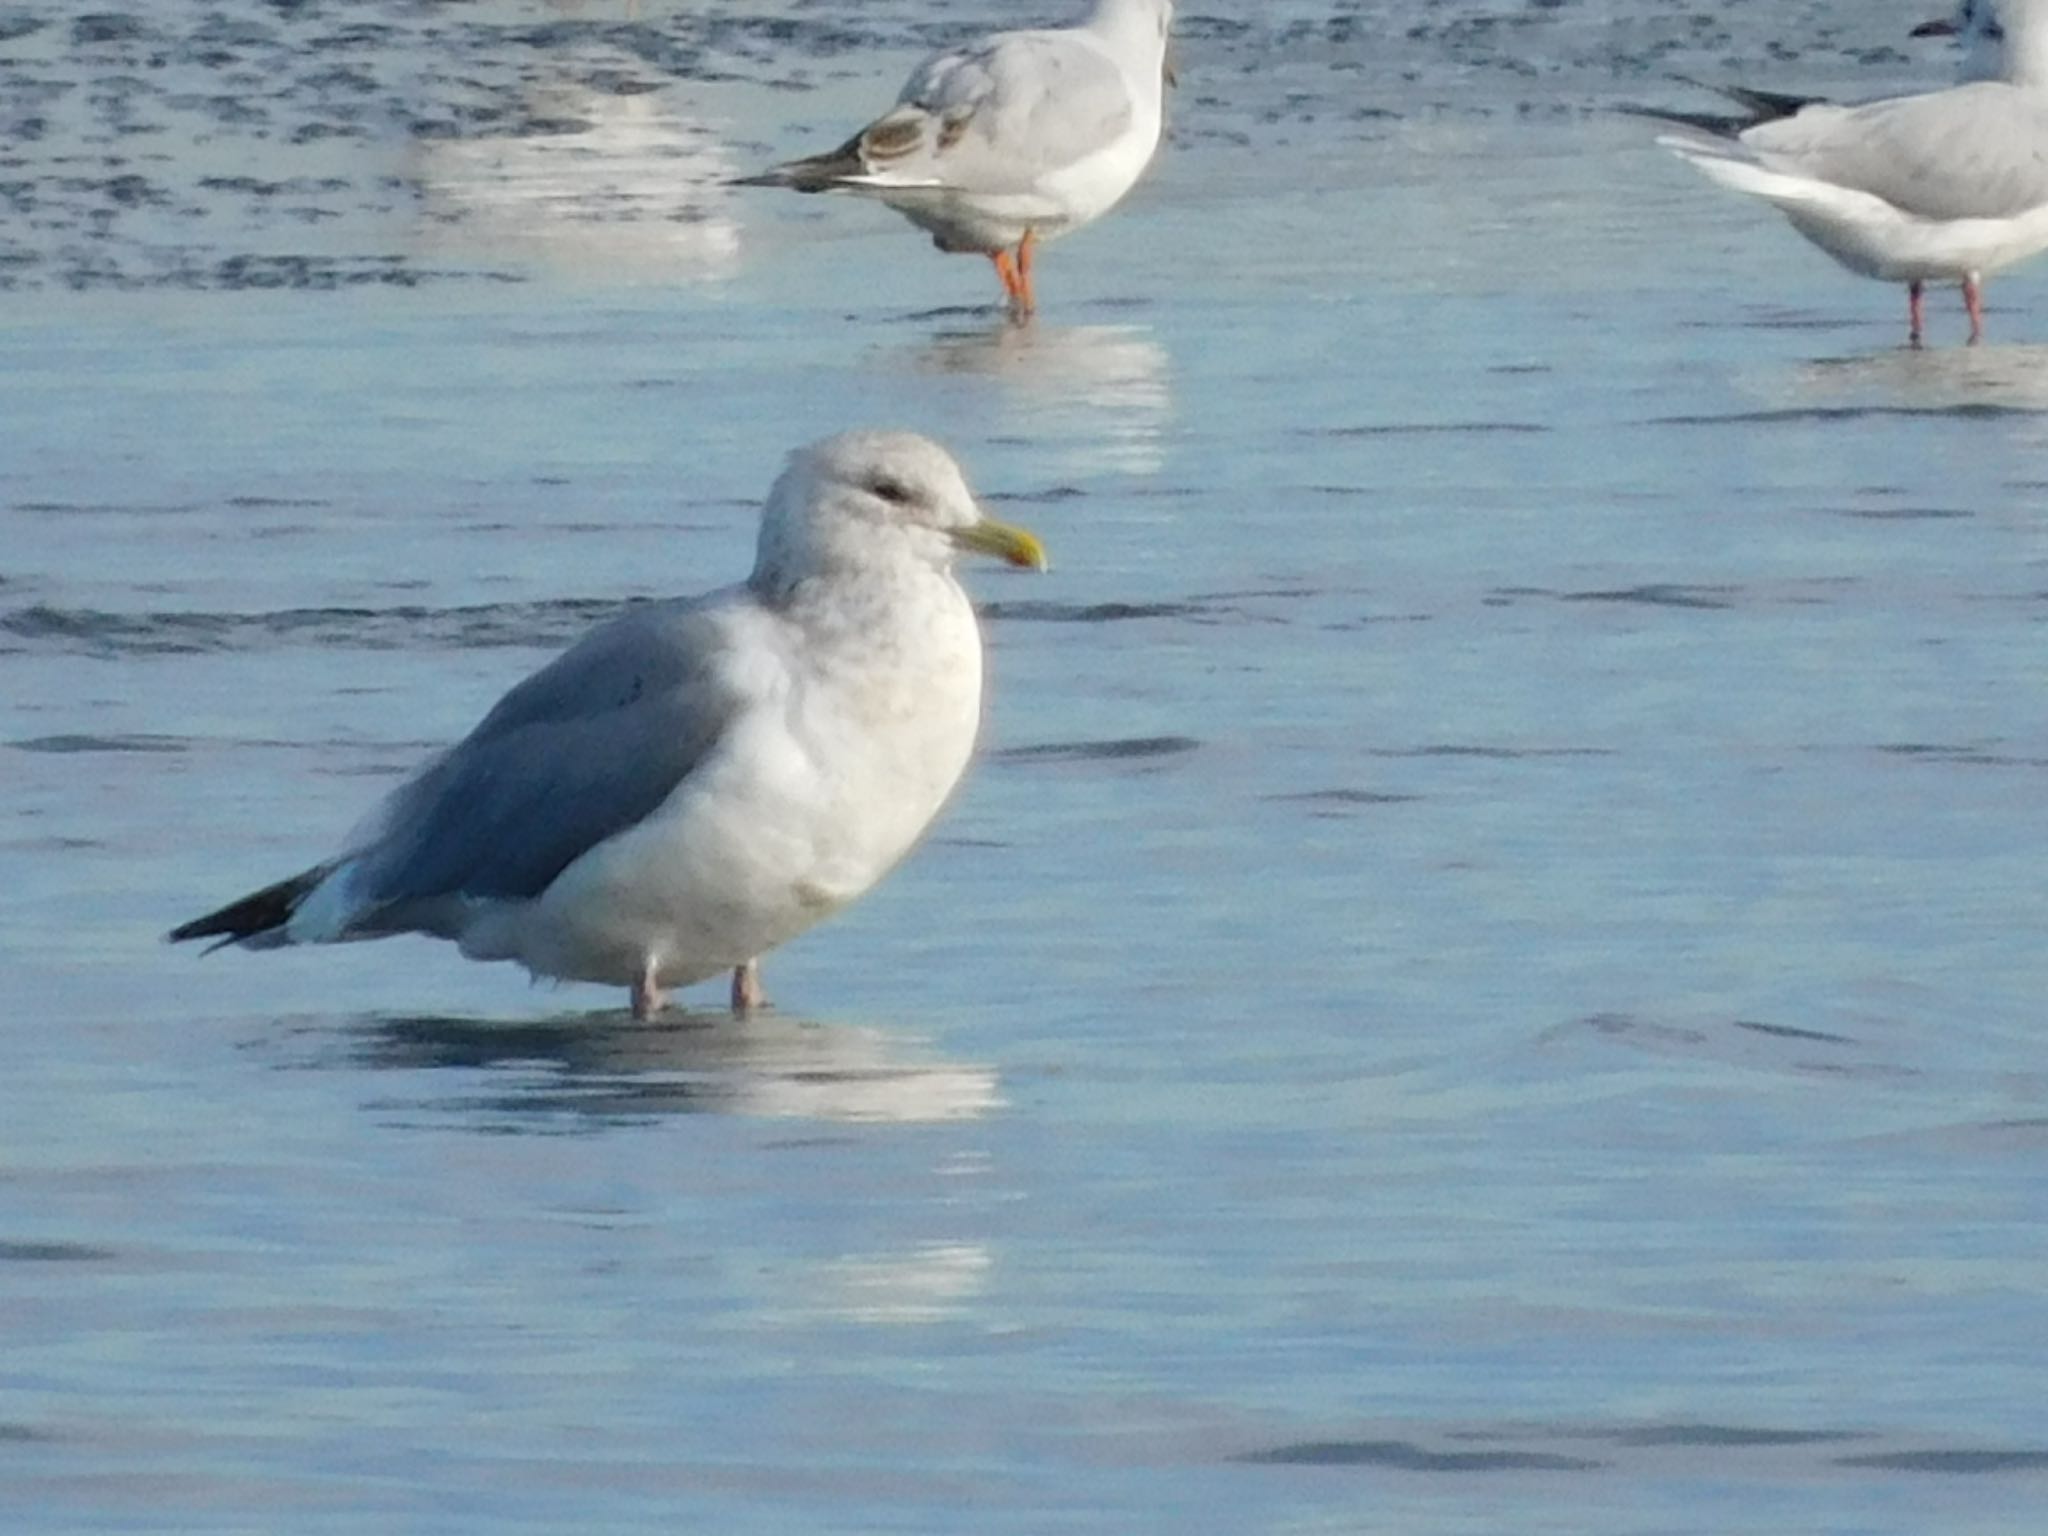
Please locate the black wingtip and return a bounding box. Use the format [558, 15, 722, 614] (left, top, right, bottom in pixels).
[167, 865, 329, 949]
[730, 130, 870, 194]
[1616, 102, 1749, 137]
[727, 164, 848, 194]
[1619, 76, 1821, 137]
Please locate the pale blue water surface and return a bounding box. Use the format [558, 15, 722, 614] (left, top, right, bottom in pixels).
[5, 2, 2047, 1531]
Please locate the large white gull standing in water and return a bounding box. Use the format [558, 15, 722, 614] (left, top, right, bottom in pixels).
[736, 0, 1174, 317]
[171, 431, 1047, 1019]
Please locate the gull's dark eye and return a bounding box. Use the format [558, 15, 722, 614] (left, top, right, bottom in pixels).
[868, 476, 914, 506]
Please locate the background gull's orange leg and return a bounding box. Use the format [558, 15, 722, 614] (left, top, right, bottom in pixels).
[1014, 228, 1038, 317]
[990, 248, 1023, 307]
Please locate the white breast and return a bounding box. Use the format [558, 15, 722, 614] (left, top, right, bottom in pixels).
[499, 572, 985, 990]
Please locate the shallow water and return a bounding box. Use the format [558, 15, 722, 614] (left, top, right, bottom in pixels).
[6, 2, 2048, 1531]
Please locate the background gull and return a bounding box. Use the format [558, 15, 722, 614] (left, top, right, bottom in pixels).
[1645, 0, 2010, 139]
[735, 0, 1174, 318]
[1653, 0, 2048, 344]
[169, 431, 1048, 1020]
[1918, 0, 2013, 83]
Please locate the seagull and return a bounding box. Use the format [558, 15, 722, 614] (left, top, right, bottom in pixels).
[1655, 0, 2048, 344]
[170, 432, 1048, 1020]
[735, 0, 1174, 318]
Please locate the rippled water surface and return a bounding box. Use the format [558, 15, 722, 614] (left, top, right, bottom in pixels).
[6, 1, 2048, 1530]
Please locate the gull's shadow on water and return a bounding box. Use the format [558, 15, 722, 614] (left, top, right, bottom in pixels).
[888, 318, 1175, 476]
[266, 1009, 1001, 1130]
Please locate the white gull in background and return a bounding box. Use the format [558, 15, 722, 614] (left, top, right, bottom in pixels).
[736, 0, 1174, 317]
[1655, 0, 2048, 344]
[171, 432, 1047, 1019]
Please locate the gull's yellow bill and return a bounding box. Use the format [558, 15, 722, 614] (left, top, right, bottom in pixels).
[953, 516, 1049, 572]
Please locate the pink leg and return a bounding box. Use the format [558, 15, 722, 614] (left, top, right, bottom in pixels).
[1907, 280, 1925, 347]
[1963, 274, 1984, 344]
[631, 958, 666, 1021]
[730, 958, 767, 1015]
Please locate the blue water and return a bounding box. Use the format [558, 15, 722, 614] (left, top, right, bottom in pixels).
[5, 2, 2047, 1531]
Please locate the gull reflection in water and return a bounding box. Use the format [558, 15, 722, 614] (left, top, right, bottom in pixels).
[1785, 343, 2048, 416]
[808, 1242, 993, 1326]
[411, 78, 741, 283]
[296, 1010, 1001, 1128]
[908, 322, 1173, 476]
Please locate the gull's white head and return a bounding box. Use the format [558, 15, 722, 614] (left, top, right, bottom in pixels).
[1915, 0, 2048, 85]
[753, 431, 1047, 595]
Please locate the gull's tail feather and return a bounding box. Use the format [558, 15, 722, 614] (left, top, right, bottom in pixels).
[1657, 133, 1832, 208]
[167, 864, 334, 952]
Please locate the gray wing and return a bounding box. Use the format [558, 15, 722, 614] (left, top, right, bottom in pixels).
[1742, 83, 2048, 221]
[344, 592, 752, 929]
[851, 29, 1136, 192]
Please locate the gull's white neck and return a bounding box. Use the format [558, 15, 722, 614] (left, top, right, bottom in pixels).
[1083, 0, 1167, 63]
[2009, 42, 2048, 89]
[1997, 5, 2048, 87]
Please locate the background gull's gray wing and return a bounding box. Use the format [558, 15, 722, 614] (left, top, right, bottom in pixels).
[342, 594, 754, 934]
[1742, 83, 2048, 222]
[852, 30, 1136, 192]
